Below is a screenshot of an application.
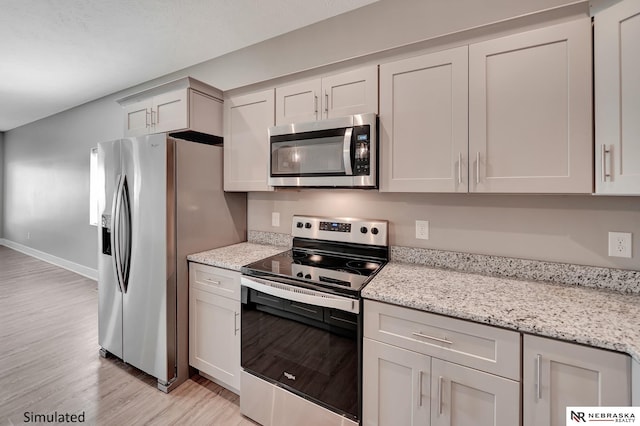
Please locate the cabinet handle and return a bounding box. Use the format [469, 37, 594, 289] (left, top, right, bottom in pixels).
[458, 152, 462, 185]
[324, 92, 329, 116]
[475, 152, 480, 185]
[204, 278, 221, 286]
[417, 370, 424, 407]
[234, 312, 240, 336]
[145, 109, 151, 128]
[438, 375, 444, 415]
[601, 144, 611, 182]
[412, 331, 453, 345]
[150, 109, 156, 126]
[314, 95, 318, 118]
[536, 354, 542, 400]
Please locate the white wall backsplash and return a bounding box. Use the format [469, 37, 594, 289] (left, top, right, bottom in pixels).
[248, 190, 640, 270]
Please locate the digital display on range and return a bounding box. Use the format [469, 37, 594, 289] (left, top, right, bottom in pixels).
[319, 221, 351, 233]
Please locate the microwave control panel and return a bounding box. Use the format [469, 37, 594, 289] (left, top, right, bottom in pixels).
[353, 125, 370, 176]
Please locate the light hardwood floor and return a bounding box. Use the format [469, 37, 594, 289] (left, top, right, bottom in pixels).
[0, 246, 256, 425]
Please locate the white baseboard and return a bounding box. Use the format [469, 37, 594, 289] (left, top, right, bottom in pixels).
[0, 239, 98, 281]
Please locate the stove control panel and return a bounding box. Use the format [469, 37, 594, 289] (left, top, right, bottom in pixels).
[292, 215, 388, 246]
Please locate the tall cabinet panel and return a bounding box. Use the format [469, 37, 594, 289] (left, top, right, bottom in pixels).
[362, 338, 430, 426]
[469, 18, 592, 193]
[224, 89, 275, 192]
[595, 0, 640, 194]
[523, 335, 631, 426]
[380, 47, 468, 192]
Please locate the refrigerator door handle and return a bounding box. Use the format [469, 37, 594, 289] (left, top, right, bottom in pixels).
[120, 176, 132, 293]
[112, 174, 125, 293]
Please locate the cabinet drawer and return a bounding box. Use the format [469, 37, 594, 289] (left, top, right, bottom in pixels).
[364, 300, 520, 380]
[189, 262, 240, 301]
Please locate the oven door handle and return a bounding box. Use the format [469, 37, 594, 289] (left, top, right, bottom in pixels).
[241, 276, 359, 314]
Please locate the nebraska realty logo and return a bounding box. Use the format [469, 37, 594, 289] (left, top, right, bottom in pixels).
[567, 407, 639, 424]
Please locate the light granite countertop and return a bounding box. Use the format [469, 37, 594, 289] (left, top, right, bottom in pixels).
[187, 242, 288, 271]
[187, 234, 640, 363]
[362, 262, 640, 362]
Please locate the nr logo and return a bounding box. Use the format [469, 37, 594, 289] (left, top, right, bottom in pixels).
[571, 411, 586, 422]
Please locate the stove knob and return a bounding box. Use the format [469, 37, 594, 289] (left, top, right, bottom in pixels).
[296, 222, 304, 228]
[296, 272, 304, 278]
[305, 274, 312, 279]
[360, 226, 368, 234]
[371, 227, 379, 235]
[305, 223, 312, 229]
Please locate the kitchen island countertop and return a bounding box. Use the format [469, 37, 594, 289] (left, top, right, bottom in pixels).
[362, 261, 640, 362]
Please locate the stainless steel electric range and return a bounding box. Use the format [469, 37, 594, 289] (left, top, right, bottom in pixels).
[239, 215, 389, 425]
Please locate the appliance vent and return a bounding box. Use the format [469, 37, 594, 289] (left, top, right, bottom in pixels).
[269, 281, 335, 299]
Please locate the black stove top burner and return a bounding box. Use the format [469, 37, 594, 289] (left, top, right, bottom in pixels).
[242, 247, 386, 295]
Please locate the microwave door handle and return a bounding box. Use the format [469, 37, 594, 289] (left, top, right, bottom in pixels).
[343, 128, 353, 175]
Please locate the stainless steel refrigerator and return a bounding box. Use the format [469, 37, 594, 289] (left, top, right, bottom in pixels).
[97, 134, 246, 392]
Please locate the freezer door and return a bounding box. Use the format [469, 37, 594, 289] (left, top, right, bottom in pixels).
[121, 134, 175, 384]
[97, 140, 123, 359]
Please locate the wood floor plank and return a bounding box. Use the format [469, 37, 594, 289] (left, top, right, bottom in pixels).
[0, 246, 256, 425]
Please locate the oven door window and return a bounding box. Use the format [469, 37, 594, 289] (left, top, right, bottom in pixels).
[241, 287, 358, 419]
[270, 128, 351, 177]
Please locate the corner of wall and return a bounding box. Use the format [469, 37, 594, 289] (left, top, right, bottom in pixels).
[0, 131, 4, 239]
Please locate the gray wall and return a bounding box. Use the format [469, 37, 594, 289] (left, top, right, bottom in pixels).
[0, 131, 3, 238]
[6, 0, 637, 273]
[248, 191, 640, 270]
[3, 97, 122, 268]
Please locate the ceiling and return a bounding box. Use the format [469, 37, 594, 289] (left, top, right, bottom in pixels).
[0, 0, 378, 132]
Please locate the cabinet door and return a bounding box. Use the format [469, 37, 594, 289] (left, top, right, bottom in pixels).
[321, 66, 378, 119]
[124, 99, 151, 137]
[523, 335, 631, 426]
[275, 79, 321, 125]
[380, 47, 469, 192]
[224, 89, 275, 191]
[594, 0, 640, 194]
[469, 18, 592, 193]
[152, 88, 189, 134]
[431, 359, 519, 426]
[189, 287, 241, 392]
[362, 338, 430, 426]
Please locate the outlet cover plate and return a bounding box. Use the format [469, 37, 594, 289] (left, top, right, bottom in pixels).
[271, 212, 280, 227]
[608, 232, 632, 258]
[416, 220, 429, 240]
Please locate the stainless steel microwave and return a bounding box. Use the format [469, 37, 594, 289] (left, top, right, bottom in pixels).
[268, 113, 377, 188]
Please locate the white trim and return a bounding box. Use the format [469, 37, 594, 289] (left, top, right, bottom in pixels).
[0, 239, 98, 281]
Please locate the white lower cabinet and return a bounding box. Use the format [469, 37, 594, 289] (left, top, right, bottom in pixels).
[363, 300, 520, 426]
[363, 338, 430, 426]
[189, 263, 241, 393]
[523, 334, 631, 426]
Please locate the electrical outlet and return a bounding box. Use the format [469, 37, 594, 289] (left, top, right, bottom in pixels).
[415, 220, 429, 240]
[271, 212, 280, 227]
[608, 232, 632, 258]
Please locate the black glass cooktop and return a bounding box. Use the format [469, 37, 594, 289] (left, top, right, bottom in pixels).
[242, 247, 385, 295]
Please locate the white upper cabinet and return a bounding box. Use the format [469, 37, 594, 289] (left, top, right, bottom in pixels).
[275, 65, 378, 125]
[469, 18, 592, 193]
[118, 77, 223, 138]
[594, 0, 640, 195]
[380, 46, 469, 192]
[224, 89, 275, 192]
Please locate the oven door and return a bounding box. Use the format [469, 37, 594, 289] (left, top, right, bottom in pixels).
[240, 276, 361, 421]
